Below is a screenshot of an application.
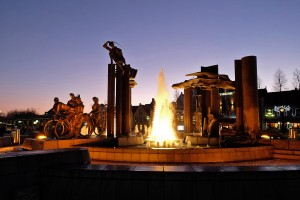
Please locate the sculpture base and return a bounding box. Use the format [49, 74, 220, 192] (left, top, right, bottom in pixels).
[185, 135, 219, 146]
[118, 135, 144, 146]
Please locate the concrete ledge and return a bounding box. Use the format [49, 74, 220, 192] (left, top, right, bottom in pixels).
[0, 148, 91, 175]
[258, 139, 300, 150]
[22, 137, 102, 150]
[0, 148, 91, 199]
[0, 135, 30, 147]
[0, 136, 13, 147]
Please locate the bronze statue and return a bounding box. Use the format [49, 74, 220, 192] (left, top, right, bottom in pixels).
[52, 97, 72, 116]
[103, 41, 126, 66]
[207, 114, 219, 137]
[90, 97, 101, 129]
[44, 94, 108, 139]
[67, 93, 77, 108]
[81, 97, 106, 136]
[44, 94, 84, 139]
[72, 95, 84, 137]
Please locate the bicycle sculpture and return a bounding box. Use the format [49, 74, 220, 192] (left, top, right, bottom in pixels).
[80, 96, 106, 137]
[44, 95, 106, 139]
[80, 111, 106, 137]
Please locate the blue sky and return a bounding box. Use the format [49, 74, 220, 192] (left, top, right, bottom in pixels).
[0, 0, 299, 115]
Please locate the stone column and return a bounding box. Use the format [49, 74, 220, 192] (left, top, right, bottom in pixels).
[210, 88, 219, 116]
[200, 90, 207, 132]
[184, 87, 193, 133]
[129, 85, 132, 134]
[241, 56, 259, 138]
[107, 64, 115, 138]
[115, 65, 123, 137]
[205, 90, 211, 115]
[122, 65, 131, 136]
[234, 59, 243, 133]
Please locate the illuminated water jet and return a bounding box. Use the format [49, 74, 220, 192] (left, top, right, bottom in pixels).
[146, 69, 180, 147]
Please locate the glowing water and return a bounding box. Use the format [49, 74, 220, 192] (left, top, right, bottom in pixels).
[148, 69, 178, 146]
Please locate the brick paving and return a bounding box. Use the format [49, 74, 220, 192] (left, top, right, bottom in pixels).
[92, 158, 300, 166]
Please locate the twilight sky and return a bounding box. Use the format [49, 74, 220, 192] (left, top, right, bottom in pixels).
[0, 0, 299, 115]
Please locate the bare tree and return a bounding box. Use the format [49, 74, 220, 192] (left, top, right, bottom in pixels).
[173, 89, 181, 102]
[257, 76, 263, 89]
[6, 108, 37, 119]
[272, 68, 288, 92]
[292, 68, 300, 90]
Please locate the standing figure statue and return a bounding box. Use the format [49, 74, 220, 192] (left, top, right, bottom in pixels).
[103, 41, 126, 67]
[89, 96, 102, 132]
[207, 113, 219, 146]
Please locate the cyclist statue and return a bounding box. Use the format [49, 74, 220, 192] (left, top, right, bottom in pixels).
[52, 97, 71, 117]
[67, 93, 84, 137]
[73, 95, 84, 137]
[89, 96, 102, 131]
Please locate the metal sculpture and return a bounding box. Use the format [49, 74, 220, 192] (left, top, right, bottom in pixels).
[103, 41, 126, 67]
[103, 40, 138, 137]
[44, 95, 107, 139]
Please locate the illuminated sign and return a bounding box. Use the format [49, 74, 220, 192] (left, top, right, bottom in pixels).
[274, 105, 290, 113]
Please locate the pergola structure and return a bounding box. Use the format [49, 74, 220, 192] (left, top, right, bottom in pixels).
[172, 56, 260, 139]
[172, 66, 235, 134]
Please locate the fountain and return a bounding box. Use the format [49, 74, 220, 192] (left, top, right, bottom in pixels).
[74, 55, 272, 163]
[22, 43, 273, 163]
[145, 69, 182, 148]
[10, 45, 298, 200]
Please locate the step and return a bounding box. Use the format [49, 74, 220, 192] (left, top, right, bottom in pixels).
[274, 149, 300, 155]
[273, 153, 300, 160]
[273, 149, 300, 160]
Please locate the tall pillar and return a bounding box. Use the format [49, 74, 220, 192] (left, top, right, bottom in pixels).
[128, 85, 132, 133]
[235, 60, 243, 133]
[107, 64, 115, 138]
[210, 88, 219, 116]
[184, 87, 193, 133]
[122, 65, 131, 136]
[241, 56, 259, 138]
[116, 65, 123, 137]
[205, 90, 211, 115]
[200, 90, 207, 132]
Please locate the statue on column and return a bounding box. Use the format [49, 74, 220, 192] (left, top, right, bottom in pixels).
[103, 41, 126, 67]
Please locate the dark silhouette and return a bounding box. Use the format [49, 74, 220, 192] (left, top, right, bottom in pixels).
[207, 114, 219, 137]
[89, 97, 101, 130]
[67, 93, 77, 108]
[103, 41, 126, 66]
[45, 94, 84, 139]
[0, 125, 5, 137]
[52, 97, 72, 116]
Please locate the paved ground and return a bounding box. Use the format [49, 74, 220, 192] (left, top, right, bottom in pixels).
[92, 158, 300, 166]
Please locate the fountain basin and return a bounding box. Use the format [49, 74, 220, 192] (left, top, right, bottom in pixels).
[85, 145, 273, 163]
[21, 137, 274, 163]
